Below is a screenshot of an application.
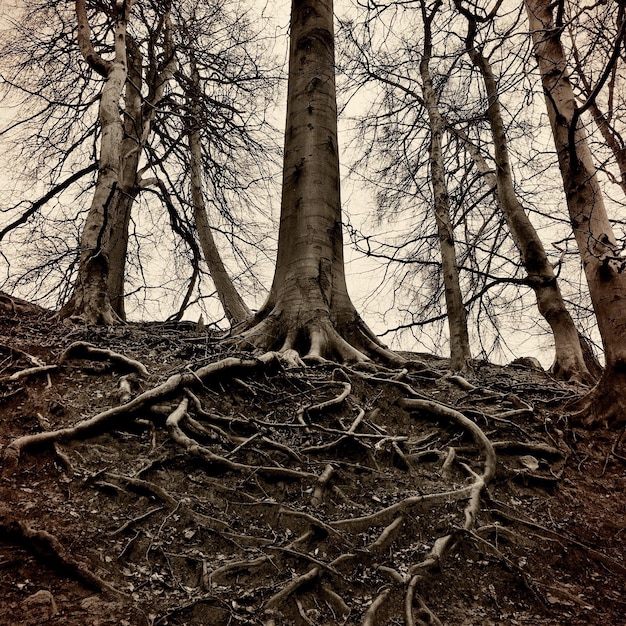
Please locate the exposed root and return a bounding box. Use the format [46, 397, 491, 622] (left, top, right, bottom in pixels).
[166, 398, 316, 481]
[9, 364, 58, 381]
[0, 505, 123, 597]
[3, 354, 278, 471]
[406, 575, 443, 626]
[5, 331, 603, 624]
[265, 566, 320, 612]
[568, 367, 626, 428]
[59, 341, 149, 376]
[361, 587, 392, 626]
[311, 463, 335, 506]
[331, 485, 475, 533]
[235, 309, 406, 367]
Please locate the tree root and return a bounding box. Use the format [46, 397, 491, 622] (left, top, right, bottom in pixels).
[406, 575, 443, 626]
[4, 337, 586, 624]
[0, 505, 124, 597]
[166, 398, 316, 481]
[265, 566, 320, 612]
[3, 353, 278, 472]
[59, 341, 149, 376]
[9, 364, 58, 381]
[361, 587, 392, 626]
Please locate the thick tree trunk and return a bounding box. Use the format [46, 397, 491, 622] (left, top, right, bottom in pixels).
[526, 0, 626, 425]
[188, 60, 251, 326]
[238, 0, 401, 364]
[460, 18, 592, 383]
[419, 2, 472, 372]
[59, 0, 129, 323]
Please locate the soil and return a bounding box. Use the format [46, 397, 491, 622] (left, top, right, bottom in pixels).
[0, 296, 624, 625]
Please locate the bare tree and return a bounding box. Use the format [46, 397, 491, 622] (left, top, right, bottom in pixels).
[58, 0, 134, 323]
[454, 0, 592, 383]
[419, 0, 471, 372]
[186, 51, 251, 325]
[568, 2, 626, 198]
[236, 0, 402, 365]
[1, 0, 275, 323]
[526, 0, 626, 426]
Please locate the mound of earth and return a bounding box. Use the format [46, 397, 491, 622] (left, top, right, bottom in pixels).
[0, 303, 624, 625]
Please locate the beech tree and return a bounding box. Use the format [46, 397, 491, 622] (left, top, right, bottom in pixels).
[58, 0, 135, 324]
[236, 0, 402, 365]
[337, 2, 564, 363]
[454, 0, 592, 383]
[418, 0, 471, 372]
[185, 50, 251, 325]
[568, 2, 626, 199]
[1, 0, 273, 324]
[526, 0, 626, 425]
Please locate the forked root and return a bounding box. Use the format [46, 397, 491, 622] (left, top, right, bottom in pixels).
[235, 309, 405, 367]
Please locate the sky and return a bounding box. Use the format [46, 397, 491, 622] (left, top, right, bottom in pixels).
[0, 0, 602, 366]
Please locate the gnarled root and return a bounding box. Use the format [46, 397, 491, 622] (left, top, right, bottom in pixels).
[568, 366, 626, 428]
[235, 308, 405, 367]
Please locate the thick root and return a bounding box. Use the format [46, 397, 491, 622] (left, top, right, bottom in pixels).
[569, 366, 626, 428]
[236, 308, 405, 367]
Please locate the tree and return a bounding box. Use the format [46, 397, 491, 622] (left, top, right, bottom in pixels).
[185, 50, 251, 325]
[418, 0, 471, 372]
[337, 2, 570, 365]
[58, 0, 133, 324]
[237, 0, 402, 365]
[454, 0, 592, 383]
[1, 0, 273, 324]
[568, 2, 626, 199]
[526, 0, 626, 425]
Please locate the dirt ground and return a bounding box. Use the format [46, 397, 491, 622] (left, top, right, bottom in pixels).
[0, 297, 624, 625]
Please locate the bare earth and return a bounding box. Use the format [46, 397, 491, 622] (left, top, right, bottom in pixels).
[0, 299, 624, 625]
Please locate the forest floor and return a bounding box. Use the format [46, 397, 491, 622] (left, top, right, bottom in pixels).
[0, 295, 624, 626]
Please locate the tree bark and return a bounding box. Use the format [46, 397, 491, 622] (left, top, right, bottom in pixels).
[457, 5, 592, 383]
[61, 9, 176, 323]
[59, 0, 129, 323]
[526, 0, 626, 425]
[106, 34, 143, 320]
[237, 0, 401, 364]
[188, 58, 251, 326]
[419, 0, 472, 372]
[107, 20, 176, 320]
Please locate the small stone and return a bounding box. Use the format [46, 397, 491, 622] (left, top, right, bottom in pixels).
[22, 589, 58, 622]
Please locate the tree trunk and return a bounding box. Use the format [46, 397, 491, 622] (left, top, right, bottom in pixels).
[106, 35, 143, 320]
[526, 0, 626, 426]
[459, 11, 592, 383]
[106, 24, 176, 320]
[59, 0, 129, 323]
[188, 60, 251, 326]
[237, 0, 401, 365]
[419, 1, 472, 372]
